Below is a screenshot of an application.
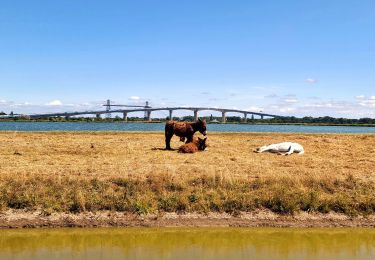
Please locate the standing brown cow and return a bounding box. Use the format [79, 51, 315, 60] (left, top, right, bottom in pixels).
[165, 119, 207, 150]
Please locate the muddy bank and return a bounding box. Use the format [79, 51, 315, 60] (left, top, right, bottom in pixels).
[1, 210, 375, 228]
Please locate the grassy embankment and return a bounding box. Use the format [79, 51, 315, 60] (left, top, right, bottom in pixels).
[0, 132, 375, 217]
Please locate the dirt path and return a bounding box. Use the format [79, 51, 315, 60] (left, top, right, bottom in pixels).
[2, 210, 375, 228]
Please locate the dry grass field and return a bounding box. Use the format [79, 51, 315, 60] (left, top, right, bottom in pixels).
[0, 131, 375, 217]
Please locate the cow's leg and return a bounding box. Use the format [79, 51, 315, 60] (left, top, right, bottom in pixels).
[284, 147, 295, 156]
[165, 131, 173, 150]
[185, 135, 193, 143]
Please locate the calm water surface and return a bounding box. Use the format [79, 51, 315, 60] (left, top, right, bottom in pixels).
[0, 228, 374, 260]
[0, 122, 375, 133]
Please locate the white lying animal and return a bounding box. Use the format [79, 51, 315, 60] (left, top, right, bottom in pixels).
[255, 142, 304, 155]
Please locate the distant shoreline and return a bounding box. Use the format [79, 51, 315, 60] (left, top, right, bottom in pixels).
[1, 120, 375, 127]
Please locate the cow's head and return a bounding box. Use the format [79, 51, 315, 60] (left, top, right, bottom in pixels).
[197, 118, 207, 136]
[197, 137, 208, 151]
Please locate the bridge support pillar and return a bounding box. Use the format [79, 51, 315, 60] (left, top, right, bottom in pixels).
[251, 114, 254, 120]
[96, 113, 101, 119]
[243, 113, 248, 123]
[123, 112, 128, 122]
[193, 110, 198, 121]
[221, 111, 226, 123]
[260, 115, 264, 120]
[169, 110, 173, 120]
[147, 111, 152, 122]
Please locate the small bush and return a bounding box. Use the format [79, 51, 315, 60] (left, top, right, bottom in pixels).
[188, 194, 199, 203]
[263, 191, 301, 215]
[132, 201, 151, 215]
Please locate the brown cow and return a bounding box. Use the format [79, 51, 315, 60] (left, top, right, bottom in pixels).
[178, 137, 208, 153]
[165, 119, 207, 150]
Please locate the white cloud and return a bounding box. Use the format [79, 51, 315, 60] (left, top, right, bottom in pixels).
[298, 100, 375, 117]
[303, 102, 337, 108]
[358, 100, 375, 108]
[129, 96, 140, 101]
[0, 99, 104, 115]
[261, 95, 375, 118]
[245, 106, 264, 112]
[305, 78, 317, 84]
[264, 94, 278, 98]
[279, 107, 296, 113]
[15, 102, 32, 106]
[284, 98, 299, 104]
[355, 95, 375, 108]
[45, 100, 63, 106]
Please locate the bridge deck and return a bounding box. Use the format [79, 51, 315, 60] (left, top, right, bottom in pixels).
[14, 107, 284, 119]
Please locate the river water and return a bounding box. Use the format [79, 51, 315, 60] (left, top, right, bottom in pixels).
[0, 122, 375, 133]
[0, 228, 374, 260]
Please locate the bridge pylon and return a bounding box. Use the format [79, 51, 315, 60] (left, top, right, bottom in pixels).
[221, 111, 226, 123]
[105, 99, 111, 119]
[146, 111, 152, 122]
[243, 113, 248, 123]
[193, 110, 198, 121]
[144, 101, 150, 119]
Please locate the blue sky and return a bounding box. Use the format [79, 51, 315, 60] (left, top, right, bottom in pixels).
[1, 0, 375, 118]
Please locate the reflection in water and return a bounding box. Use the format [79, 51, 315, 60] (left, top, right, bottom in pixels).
[0, 228, 375, 260]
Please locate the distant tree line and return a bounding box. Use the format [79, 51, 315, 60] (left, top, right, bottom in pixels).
[259, 116, 375, 125]
[177, 115, 375, 125]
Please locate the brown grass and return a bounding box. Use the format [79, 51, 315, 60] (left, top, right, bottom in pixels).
[0, 131, 375, 216]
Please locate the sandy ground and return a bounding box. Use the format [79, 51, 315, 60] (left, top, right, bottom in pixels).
[1, 131, 375, 228]
[1, 131, 374, 181]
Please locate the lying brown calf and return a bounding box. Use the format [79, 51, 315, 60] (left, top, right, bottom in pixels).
[178, 137, 208, 153]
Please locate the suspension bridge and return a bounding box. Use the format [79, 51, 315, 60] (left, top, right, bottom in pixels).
[6, 100, 285, 123]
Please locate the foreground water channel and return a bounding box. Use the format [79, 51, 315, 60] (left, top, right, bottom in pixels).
[0, 228, 375, 260]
